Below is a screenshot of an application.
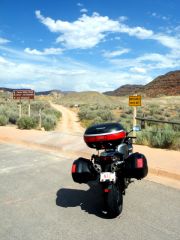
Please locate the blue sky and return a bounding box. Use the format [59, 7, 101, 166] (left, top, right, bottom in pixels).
[0, 0, 180, 91]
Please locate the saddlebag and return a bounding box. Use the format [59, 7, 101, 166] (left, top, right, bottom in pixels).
[71, 157, 97, 184]
[124, 152, 148, 179]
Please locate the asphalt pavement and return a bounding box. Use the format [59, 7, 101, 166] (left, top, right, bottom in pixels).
[0, 143, 180, 240]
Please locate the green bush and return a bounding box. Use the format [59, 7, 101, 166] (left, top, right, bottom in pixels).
[42, 115, 57, 131]
[172, 132, 180, 150]
[91, 116, 104, 125]
[149, 126, 176, 148]
[136, 125, 177, 149]
[8, 110, 19, 124]
[0, 115, 8, 126]
[17, 116, 37, 129]
[78, 105, 114, 123]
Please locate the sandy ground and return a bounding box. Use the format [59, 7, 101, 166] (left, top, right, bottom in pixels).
[0, 103, 179, 189]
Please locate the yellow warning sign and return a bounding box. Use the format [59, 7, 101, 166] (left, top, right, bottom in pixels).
[129, 95, 141, 106]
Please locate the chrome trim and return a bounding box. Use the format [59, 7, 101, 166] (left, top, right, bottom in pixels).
[84, 129, 125, 137]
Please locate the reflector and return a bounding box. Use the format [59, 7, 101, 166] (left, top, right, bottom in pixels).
[71, 164, 77, 173]
[104, 189, 111, 193]
[136, 158, 143, 168]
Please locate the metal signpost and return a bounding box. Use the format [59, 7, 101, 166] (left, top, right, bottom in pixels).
[129, 95, 142, 138]
[13, 90, 35, 118]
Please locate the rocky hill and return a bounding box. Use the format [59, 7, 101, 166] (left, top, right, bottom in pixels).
[104, 70, 180, 97]
[143, 71, 180, 97]
[105, 84, 143, 96]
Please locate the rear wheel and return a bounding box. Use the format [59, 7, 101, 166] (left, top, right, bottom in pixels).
[104, 183, 123, 217]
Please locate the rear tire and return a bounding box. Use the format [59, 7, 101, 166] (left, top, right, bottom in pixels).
[104, 183, 123, 217]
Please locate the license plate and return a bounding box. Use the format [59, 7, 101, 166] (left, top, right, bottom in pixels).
[100, 172, 116, 182]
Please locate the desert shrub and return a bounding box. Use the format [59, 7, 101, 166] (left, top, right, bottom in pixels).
[100, 110, 113, 121]
[125, 108, 133, 114]
[120, 113, 127, 118]
[136, 130, 151, 145]
[17, 116, 37, 129]
[43, 108, 61, 119]
[148, 104, 161, 115]
[7, 109, 19, 124]
[136, 125, 176, 149]
[85, 111, 97, 120]
[0, 106, 6, 116]
[171, 132, 180, 150]
[31, 101, 49, 112]
[119, 119, 132, 131]
[0, 115, 8, 126]
[42, 115, 57, 131]
[78, 105, 114, 123]
[91, 116, 104, 125]
[149, 126, 175, 148]
[0, 103, 19, 124]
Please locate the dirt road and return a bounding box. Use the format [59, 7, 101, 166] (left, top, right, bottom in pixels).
[50, 102, 84, 134]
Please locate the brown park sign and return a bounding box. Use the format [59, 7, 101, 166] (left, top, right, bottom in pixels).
[13, 90, 35, 100]
[129, 95, 141, 106]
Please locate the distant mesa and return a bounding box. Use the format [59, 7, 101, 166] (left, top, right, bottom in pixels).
[104, 70, 180, 97]
[0, 70, 180, 97]
[0, 88, 75, 96]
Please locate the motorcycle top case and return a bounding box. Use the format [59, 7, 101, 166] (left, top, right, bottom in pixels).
[124, 152, 148, 179]
[84, 123, 126, 149]
[71, 157, 97, 184]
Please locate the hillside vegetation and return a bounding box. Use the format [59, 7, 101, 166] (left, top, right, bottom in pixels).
[0, 92, 61, 130]
[54, 91, 117, 107]
[55, 92, 180, 150]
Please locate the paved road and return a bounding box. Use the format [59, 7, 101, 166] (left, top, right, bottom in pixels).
[0, 143, 180, 240]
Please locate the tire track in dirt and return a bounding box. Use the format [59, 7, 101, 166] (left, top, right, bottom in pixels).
[50, 102, 84, 134]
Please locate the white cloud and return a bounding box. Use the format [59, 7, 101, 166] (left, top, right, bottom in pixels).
[118, 24, 154, 39]
[35, 10, 180, 52]
[35, 10, 154, 48]
[35, 10, 120, 49]
[130, 67, 147, 74]
[111, 51, 180, 72]
[152, 34, 180, 50]
[0, 56, 9, 64]
[152, 12, 157, 17]
[118, 16, 128, 22]
[0, 37, 10, 44]
[0, 51, 153, 92]
[80, 8, 88, 13]
[77, 3, 83, 7]
[24, 47, 63, 55]
[151, 12, 169, 21]
[103, 48, 130, 58]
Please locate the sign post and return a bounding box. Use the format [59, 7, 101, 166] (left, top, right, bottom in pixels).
[19, 99, 22, 118]
[13, 90, 35, 118]
[39, 109, 42, 129]
[28, 99, 31, 117]
[129, 95, 142, 139]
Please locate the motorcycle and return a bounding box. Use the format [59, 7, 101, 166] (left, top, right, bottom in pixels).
[71, 122, 148, 217]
